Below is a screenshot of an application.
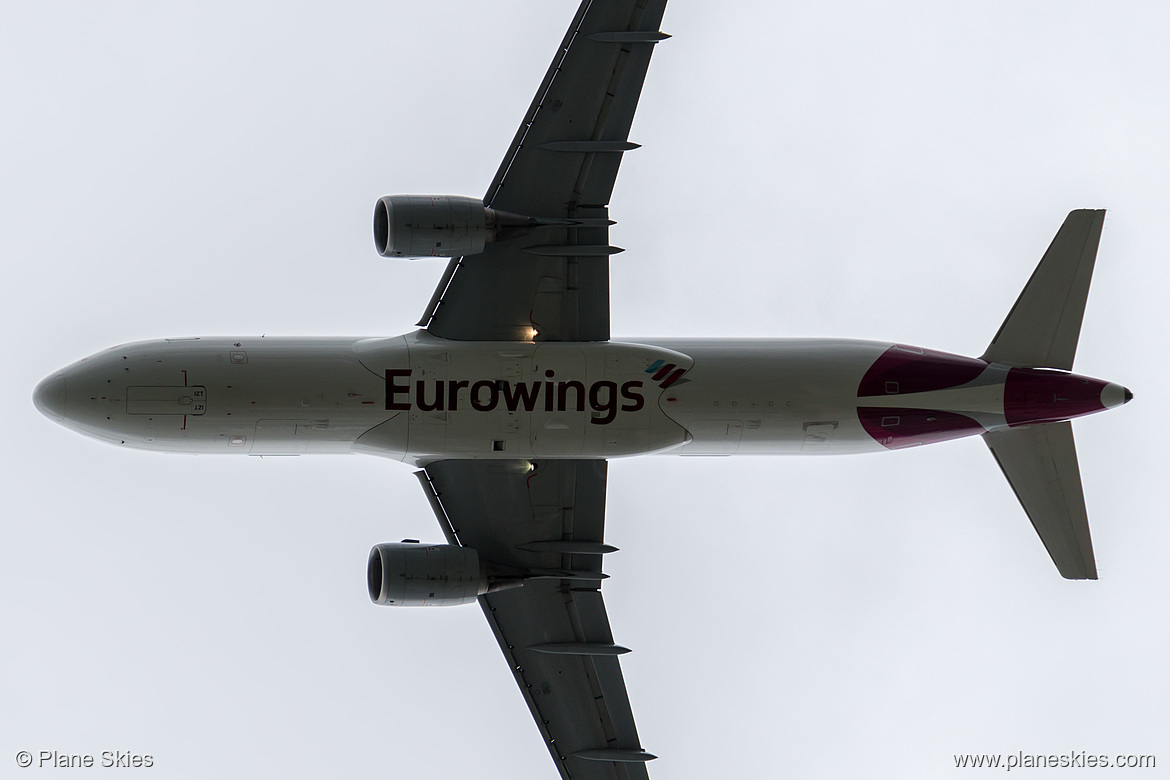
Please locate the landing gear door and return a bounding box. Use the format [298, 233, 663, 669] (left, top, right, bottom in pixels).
[408, 348, 449, 455]
[531, 344, 586, 456]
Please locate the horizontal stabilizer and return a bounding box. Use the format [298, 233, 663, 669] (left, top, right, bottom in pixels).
[983, 422, 1096, 579]
[982, 209, 1105, 370]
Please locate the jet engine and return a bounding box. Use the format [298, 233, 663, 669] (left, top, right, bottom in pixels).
[373, 194, 492, 258]
[367, 541, 488, 606]
[372, 194, 546, 258]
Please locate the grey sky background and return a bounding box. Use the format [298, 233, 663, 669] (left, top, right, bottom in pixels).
[3, 1, 1168, 778]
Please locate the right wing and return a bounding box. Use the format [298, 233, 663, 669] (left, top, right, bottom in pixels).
[418, 0, 670, 342]
[418, 459, 654, 780]
[984, 422, 1097, 579]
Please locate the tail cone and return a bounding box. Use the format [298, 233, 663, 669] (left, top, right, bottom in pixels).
[1101, 382, 1132, 409]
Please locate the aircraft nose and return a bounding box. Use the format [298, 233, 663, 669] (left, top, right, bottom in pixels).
[33, 374, 68, 421]
[1100, 382, 1133, 409]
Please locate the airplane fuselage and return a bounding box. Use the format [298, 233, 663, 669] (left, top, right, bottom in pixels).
[34, 332, 1125, 462]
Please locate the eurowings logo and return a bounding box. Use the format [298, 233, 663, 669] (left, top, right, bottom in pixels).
[384, 370, 645, 425]
[382, 356, 687, 424]
[645, 360, 688, 388]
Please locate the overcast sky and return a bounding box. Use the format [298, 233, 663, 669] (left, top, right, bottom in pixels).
[3, 1, 1168, 778]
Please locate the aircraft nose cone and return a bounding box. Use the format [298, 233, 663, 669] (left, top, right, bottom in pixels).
[1100, 382, 1132, 409]
[33, 374, 68, 421]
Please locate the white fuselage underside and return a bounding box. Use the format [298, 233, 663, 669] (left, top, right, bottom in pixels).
[43, 331, 1021, 462]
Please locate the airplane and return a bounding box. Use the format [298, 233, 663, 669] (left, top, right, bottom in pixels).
[31, 0, 1132, 778]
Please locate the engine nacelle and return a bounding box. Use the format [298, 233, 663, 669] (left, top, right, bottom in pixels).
[373, 194, 489, 258]
[367, 541, 487, 606]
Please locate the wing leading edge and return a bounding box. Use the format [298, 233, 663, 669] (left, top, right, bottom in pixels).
[419, 0, 669, 342]
[418, 460, 653, 780]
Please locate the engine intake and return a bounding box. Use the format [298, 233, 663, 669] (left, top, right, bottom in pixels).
[367, 542, 487, 606]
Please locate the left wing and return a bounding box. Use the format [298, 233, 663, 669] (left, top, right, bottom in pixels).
[418, 0, 670, 342]
[418, 459, 654, 780]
